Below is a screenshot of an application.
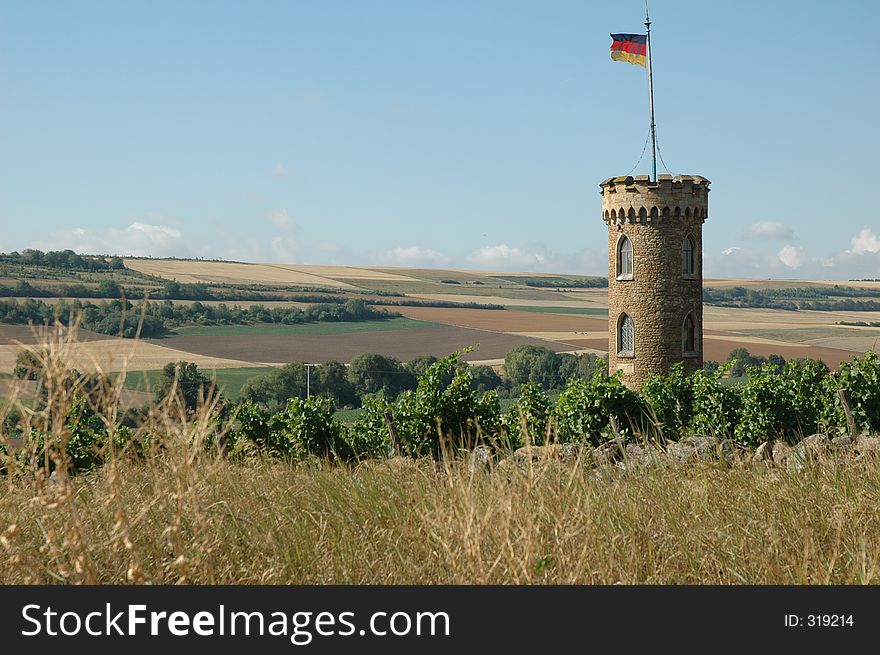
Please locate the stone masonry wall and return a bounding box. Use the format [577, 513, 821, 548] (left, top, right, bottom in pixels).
[600, 174, 710, 389]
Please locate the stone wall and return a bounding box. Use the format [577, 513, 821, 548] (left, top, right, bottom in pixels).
[601, 174, 710, 388]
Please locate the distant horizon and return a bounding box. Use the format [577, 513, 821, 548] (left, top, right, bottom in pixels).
[4, 247, 880, 284]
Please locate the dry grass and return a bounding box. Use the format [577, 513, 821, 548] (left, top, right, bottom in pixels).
[2, 322, 880, 585]
[3, 453, 880, 584]
[122, 259, 359, 289]
[0, 333, 256, 373]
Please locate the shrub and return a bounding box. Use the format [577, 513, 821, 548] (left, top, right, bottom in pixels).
[555, 372, 644, 445]
[505, 382, 552, 447]
[642, 363, 695, 438]
[822, 351, 880, 435]
[688, 365, 741, 439]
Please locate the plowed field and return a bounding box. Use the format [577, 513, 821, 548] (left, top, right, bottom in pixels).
[160, 325, 577, 365]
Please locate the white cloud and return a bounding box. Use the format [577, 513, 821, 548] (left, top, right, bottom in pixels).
[850, 227, 880, 255]
[812, 227, 880, 279]
[376, 246, 448, 267]
[269, 208, 297, 231]
[744, 221, 795, 240]
[272, 163, 289, 178]
[32, 221, 189, 258]
[705, 246, 785, 278]
[466, 244, 547, 271]
[777, 245, 806, 269]
[270, 235, 300, 262]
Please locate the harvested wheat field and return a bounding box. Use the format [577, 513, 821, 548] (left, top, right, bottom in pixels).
[281, 265, 420, 281]
[159, 325, 574, 365]
[0, 378, 152, 409]
[706, 278, 880, 291]
[0, 324, 110, 346]
[704, 306, 880, 331]
[0, 336, 254, 375]
[123, 259, 358, 289]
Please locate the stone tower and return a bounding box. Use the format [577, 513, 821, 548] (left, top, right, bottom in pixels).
[600, 174, 710, 388]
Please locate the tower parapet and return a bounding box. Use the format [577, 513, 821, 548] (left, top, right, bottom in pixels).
[600, 174, 710, 388]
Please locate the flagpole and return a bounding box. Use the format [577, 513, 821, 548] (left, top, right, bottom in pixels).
[645, 7, 657, 182]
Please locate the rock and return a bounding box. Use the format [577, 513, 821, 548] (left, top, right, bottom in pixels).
[666, 441, 699, 466]
[513, 444, 560, 462]
[592, 441, 625, 466]
[623, 443, 665, 468]
[792, 434, 830, 464]
[559, 442, 585, 463]
[467, 445, 493, 474]
[666, 435, 729, 467]
[752, 441, 772, 465]
[771, 440, 793, 467]
[680, 434, 719, 451]
[719, 439, 738, 467]
[831, 435, 854, 451]
[855, 435, 880, 458]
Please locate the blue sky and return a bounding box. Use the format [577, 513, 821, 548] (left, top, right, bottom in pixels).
[1, 0, 879, 279]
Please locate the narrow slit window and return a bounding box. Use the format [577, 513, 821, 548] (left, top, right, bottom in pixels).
[618, 236, 633, 277]
[683, 314, 696, 354]
[682, 236, 695, 275]
[619, 314, 634, 355]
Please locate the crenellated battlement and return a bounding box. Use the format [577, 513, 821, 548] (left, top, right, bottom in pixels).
[600, 174, 710, 225]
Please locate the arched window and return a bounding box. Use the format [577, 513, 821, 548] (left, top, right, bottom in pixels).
[617, 235, 633, 278]
[618, 313, 634, 356]
[683, 314, 697, 355]
[682, 236, 695, 276]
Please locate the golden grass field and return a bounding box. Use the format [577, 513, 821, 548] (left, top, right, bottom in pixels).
[4, 443, 880, 584]
[0, 325, 254, 373]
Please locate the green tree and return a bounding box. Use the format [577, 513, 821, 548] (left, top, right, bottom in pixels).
[154, 361, 214, 411]
[347, 353, 415, 399]
[767, 353, 786, 374]
[97, 279, 122, 298]
[405, 355, 439, 379]
[469, 364, 502, 394]
[239, 363, 308, 408]
[557, 352, 606, 383]
[316, 360, 358, 408]
[503, 345, 562, 390]
[726, 348, 751, 378]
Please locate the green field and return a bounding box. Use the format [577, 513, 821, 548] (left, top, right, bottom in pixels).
[120, 366, 276, 401]
[161, 317, 437, 338]
[513, 306, 609, 317]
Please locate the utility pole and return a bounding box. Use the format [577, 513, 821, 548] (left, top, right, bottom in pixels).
[304, 363, 318, 398]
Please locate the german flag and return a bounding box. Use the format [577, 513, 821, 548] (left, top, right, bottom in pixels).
[610, 33, 647, 67]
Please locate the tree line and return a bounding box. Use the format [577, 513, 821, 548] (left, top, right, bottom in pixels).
[0, 297, 396, 338]
[236, 346, 607, 411]
[0, 249, 125, 271]
[704, 286, 880, 311]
